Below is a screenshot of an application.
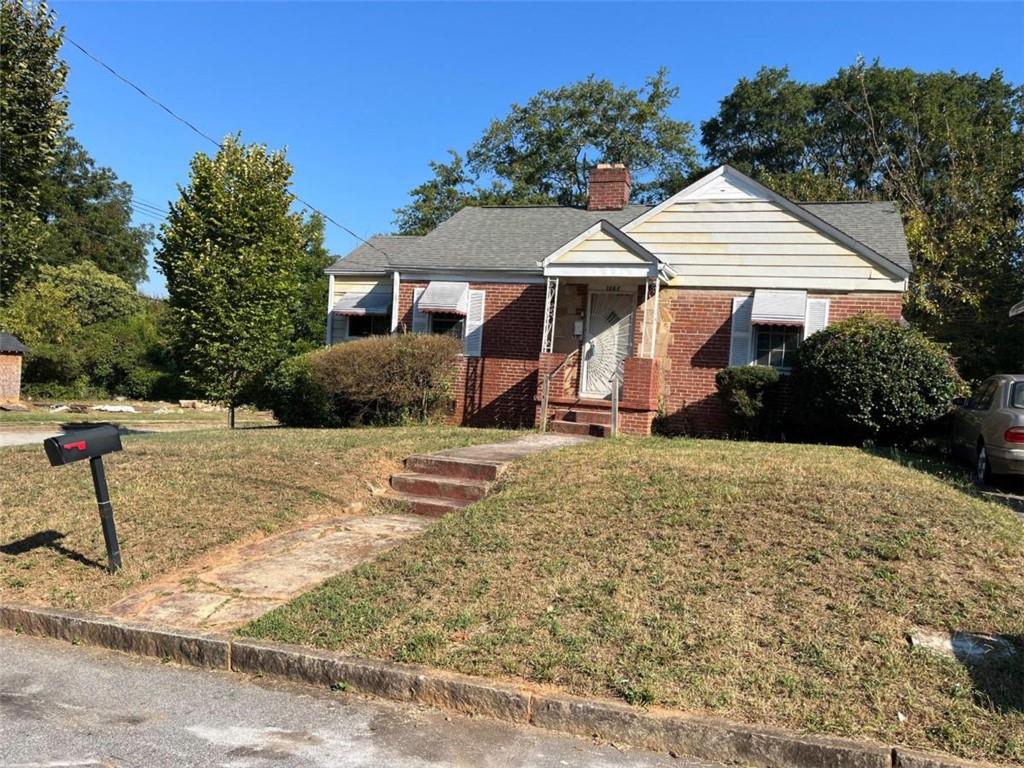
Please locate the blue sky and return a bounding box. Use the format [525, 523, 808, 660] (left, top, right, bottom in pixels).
[52, 1, 1024, 297]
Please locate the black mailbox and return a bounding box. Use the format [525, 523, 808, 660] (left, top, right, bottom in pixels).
[44, 424, 122, 466]
[42, 423, 124, 572]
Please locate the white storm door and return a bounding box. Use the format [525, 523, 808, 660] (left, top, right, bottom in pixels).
[581, 291, 634, 398]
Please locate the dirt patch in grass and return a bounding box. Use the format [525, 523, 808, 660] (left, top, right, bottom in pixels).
[0, 426, 509, 610]
[244, 438, 1024, 764]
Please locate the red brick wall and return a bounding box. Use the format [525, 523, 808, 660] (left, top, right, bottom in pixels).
[398, 280, 545, 428]
[655, 289, 905, 435]
[0, 354, 22, 401]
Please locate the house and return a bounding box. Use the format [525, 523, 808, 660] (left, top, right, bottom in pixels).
[0, 332, 27, 403]
[325, 165, 910, 435]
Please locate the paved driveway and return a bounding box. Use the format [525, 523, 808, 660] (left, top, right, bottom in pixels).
[0, 633, 716, 768]
[0, 428, 59, 448]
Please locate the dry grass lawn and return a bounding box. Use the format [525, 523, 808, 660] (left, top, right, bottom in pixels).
[245, 438, 1024, 765]
[0, 426, 509, 610]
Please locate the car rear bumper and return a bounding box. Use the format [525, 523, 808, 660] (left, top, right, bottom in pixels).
[988, 445, 1024, 475]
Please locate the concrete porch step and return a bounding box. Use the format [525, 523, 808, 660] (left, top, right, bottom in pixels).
[550, 420, 611, 438]
[404, 454, 503, 482]
[390, 472, 491, 502]
[552, 408, 613, 426]
[386, 492, 470, 518]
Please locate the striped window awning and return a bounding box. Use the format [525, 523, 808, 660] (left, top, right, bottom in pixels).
[418, 281, 469, 315]
[332, 291, 392, 316]
[750, 290, 807, 326]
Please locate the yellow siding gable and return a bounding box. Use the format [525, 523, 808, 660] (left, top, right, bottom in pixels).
[628, 200, 904, 291]
[550, 230, 650, 266]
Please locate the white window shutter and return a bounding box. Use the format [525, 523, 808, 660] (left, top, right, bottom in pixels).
[728, 295, 754, 366]
[803, 298, 830, 339]
[463, 289, 485, 357]
[412, 287, 429, 333]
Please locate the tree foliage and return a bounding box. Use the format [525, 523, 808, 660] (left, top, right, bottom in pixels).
[702, 61, 1024, 378]
[0, 0, 68, 300]
[395, 71, 697, 234]
[37, 136, 153, 285]
[156, 136, 306, 416]
[291, 212, 332, 350]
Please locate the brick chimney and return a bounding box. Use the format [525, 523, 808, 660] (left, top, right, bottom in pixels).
[587, 163, 632, 210]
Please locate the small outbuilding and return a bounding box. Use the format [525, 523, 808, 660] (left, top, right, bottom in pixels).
[0, 333, 28, 403]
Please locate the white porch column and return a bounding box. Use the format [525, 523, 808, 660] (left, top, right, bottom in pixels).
[325, 274, 335, 346]
[390, 271, 401, 332]
[541, 276, 559, 353]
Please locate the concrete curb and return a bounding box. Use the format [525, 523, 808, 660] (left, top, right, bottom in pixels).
[0, 603, 994, 768]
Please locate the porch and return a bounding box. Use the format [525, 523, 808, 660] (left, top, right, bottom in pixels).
[536, 275, 664, 437]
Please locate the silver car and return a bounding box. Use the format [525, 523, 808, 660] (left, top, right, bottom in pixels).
[951, 374, 1024, 483]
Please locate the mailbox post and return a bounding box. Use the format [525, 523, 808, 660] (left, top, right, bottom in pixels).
[43, 424, 124, 573]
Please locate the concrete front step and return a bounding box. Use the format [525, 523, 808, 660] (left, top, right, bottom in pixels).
[386, 492, 469, 518]
[390, 472, 491, 502]
[552, 408, 613, 426]
[404, 454, 503, 481]
[550, 420, 611, 438]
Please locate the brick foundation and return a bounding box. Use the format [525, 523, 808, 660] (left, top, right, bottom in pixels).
[0, 353, 23, 402]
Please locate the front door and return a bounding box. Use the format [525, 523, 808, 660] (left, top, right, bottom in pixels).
[581, 291, 634, 398]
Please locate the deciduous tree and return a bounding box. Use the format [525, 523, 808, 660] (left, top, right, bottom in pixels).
[156, 136, 306, 426]
[0, 0, 68, 299]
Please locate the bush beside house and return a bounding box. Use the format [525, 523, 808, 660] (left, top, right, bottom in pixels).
[714, 365, 781, 439]
[789, 314, 963, 445]
[266, 334, 462, 427]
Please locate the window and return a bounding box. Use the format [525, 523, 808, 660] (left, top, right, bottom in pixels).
[430, 313, 464, 338]
[1011, 382, 1024, 410]
[755, 326, 801, 370]
[347, 314, 390, 338]
[970, 379, 999, 410]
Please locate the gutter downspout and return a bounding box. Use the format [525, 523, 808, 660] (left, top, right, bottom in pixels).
[391, 271, 401, 332]
[325, 274, 335, 346]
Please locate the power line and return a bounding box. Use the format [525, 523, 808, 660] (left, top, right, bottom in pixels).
[64, 34, 394, 265]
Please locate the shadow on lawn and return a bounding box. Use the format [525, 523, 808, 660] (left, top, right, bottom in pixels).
[0, 530, 105, 570]
[957, 638, 1024, 714]
[865, 446, 1024, 517]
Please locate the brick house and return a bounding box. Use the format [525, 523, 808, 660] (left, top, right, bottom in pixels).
[325, 165, 910, 435]
[0, 333, 27, 403]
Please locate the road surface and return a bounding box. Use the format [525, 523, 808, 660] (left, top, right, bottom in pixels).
[0, 632, 719, 768]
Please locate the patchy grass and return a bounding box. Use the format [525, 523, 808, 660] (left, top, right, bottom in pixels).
[0, 426, 509, 610]
[245, 438, 1024, 764]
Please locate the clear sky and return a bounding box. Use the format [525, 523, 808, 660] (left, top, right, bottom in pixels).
[51, 1, 1024, 297]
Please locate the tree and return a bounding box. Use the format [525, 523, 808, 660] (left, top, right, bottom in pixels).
[701, 60, 1024, 379]
[291, 212, 332, 350]
[37, 136, 153, 285]
[394, 71, 698, 233]
[0, 0, 68, 300]
[156, 136, 306, 426]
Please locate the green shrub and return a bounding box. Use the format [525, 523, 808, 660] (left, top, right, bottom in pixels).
[715, 365, 781, 439]
[790, 314, 964, 445]
[266, 334, 462, 427]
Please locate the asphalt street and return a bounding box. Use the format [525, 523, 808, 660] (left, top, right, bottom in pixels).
[0, 632, 719, 768]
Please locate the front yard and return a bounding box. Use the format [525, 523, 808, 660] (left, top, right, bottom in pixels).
[245, 438, 1024, 765]
[0, 426, 508, 610]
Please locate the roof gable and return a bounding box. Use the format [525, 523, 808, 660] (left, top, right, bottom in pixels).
[623, 165, 910, 279]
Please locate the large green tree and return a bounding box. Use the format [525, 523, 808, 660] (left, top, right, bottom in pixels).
[156, 136, 306, 426]
[291, 211, 332, 350]
[395, 71, 697, 234]
[702, 61, 1024, 378]
[37, 136, 153, 285]
[0, 0, 68, 300]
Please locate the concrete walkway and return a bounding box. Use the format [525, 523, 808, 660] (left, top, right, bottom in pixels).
[108, 433, 590, 631]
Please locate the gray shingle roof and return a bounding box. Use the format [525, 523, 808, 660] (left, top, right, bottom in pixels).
[799, 201, 911, 272]
[327, 200, 911, 276]
[0, 333, 27, 354]
[327, 205, 649, 274]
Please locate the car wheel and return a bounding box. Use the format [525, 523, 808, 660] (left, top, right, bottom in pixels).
[975, 443, 992, 486]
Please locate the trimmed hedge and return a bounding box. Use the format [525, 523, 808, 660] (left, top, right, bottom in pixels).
[715, 365, 781, 439]
[265, 334, 463, 427]
[790, 314, 963, 445]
